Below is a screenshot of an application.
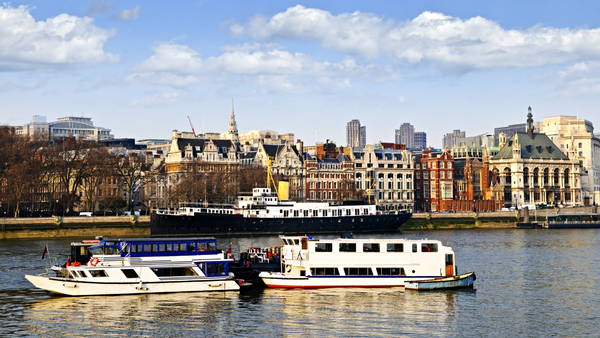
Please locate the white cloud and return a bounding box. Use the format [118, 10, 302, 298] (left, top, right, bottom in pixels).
[0, 4, 117, 71]
[112, 5, 141, 22]
[128, 91, 187, 106]
[87, 0, 114, 15]
[126, 42, 399, 89]
[231, 5, 600, 69]
[554, 61, 600, 96]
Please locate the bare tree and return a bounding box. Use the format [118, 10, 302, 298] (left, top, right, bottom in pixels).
[109, 148, 147, 212]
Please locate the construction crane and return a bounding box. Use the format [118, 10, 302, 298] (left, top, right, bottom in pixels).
[187, 116, 197, 137]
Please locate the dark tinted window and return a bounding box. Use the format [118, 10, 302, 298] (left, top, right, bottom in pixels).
[122, 269, 139, 278]
[315, 243, 333, 252]
[387, 243, 404, 252]
[339, 243, 356, 252]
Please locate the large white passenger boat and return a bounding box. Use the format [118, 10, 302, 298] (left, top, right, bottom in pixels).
[259, 235, 461, 288]
[26, 237, 240, 296]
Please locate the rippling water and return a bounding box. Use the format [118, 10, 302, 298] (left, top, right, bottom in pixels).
[1, 229, 600, 337]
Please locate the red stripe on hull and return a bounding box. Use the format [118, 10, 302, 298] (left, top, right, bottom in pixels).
[264, 284, 405, 289]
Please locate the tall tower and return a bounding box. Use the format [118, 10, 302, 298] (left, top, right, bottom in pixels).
[228, 98, 239, 143]
[346, 119, 366, 148]
[526, 106, 534, 138]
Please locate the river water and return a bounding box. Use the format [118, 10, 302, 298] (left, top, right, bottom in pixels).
[1, 229, 599, 337]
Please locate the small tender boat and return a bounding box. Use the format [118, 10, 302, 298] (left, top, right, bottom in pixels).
[26, 237, 240, 296]
[259, 235, 469, 288]
[404, 272, 476, 290]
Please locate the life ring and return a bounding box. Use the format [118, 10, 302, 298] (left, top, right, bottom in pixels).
[187, 212, 192, 216]
[90, 257, 99, 266]
[286, 265, 292, 273]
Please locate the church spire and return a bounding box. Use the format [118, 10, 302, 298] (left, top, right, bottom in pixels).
[228, 98, 239, 143]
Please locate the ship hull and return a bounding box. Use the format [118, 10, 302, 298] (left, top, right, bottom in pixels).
[151, 212, 411, 236]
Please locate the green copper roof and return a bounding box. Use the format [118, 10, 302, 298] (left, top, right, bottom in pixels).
[492, 132, 569, 160]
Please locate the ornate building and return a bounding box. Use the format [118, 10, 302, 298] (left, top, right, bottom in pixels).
[489, 107, 582, 208]
[352, 144, 414, 211]
[414, 148, 454, 212]
[305, 149, 355, 202]
[254, 140, 305, 200]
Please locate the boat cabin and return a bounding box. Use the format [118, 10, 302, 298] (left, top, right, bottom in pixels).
[279, 236, 456, 278]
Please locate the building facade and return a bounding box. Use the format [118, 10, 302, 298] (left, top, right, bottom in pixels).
[305, 151, 355, 202]
[352, 144, 414, 211]
[489, 109, 582, 208]
[18, 115, 113, 140]
[414, 131, 427, 149]
[414, 148, 454, 212]
[442, 130, 466, 149]
[395, 123, 415, 148]
[539, 115, 600, 205]
[346, 119, 366, 148]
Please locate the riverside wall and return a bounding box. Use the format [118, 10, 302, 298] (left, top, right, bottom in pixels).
[0, 216, 150, 240]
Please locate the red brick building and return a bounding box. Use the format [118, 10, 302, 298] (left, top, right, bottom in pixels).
[414, 148, 454, 212]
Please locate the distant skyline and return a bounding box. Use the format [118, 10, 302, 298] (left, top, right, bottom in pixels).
[2, 1, 600, 147]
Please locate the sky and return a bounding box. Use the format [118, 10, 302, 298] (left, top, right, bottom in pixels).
[2, 1, 600, 148]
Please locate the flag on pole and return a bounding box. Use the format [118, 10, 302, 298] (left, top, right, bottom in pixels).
[42, 244, 48, 260]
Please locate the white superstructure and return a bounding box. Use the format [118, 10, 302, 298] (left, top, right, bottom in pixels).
[26, 237, 240, 296]
[259, 235, 456, 288]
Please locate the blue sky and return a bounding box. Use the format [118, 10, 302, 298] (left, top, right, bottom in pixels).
[2, 1, 600, 147]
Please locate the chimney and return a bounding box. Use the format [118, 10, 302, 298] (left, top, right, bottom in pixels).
[153, 154, 161, 167]
[146, 151, 153, 164]
[296, 139, 304, 154]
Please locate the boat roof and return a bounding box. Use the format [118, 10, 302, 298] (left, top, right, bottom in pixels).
[101, 237, 216, 242]
[280, 235, 442, 243]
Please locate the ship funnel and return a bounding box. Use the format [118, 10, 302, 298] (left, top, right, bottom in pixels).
[278, 181, 289, 201]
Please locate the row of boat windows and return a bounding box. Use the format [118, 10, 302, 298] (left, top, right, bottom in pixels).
[68, 264, 228, 279]
[310, 267, 407, 276]
[314, 243, 438, 253]
[272, 208, 373, 217]
[190, 209, 235, 215]
[127, 242, 217, 253]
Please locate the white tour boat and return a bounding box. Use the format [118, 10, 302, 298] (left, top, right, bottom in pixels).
[259, 235, 464, 288]
[26, 237, 240, 296]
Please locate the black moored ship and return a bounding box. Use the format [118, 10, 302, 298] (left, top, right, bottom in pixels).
[151, 188, 411, 236]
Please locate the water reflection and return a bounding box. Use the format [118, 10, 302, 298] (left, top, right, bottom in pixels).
[18, 287, 475, 337]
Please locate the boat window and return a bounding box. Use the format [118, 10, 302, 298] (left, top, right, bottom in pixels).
[313, 210, 318, 217]
[412, 244, 418, 253]
[294, 239, 300, 245]
[310, 267, 339, 275]
[304, 210, 309, 217]
[339, 243, 356, 252]
[376, 268, 406, 276]
[355, 209, 359, 215]
[188, 243, 196, 252]
[207, 242, 216, 251]
[89, 270, 108, 277]
[421, 243, 438, 252]
[294, 210, 299, 217]
[151, 267, 198, 277]
[174, 243, 187, 252]
[387, 243, 404, 252]
[122, 269, 140, 278]
[198, 263, 227, 276]
[197, 242, 207, 251]
[68, 271, 76, 279]
[315, 243, 333, 252]
[79, 270, 89, 278]
[346, 209, 351, 216]
[343, 267, 373, 275]
[323, 210, 328, 217]
[159, 244, 169, 252]
[363, 243, 380, 252]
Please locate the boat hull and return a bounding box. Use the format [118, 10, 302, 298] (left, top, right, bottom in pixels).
[259, 273, 445, 288]
[151, 212, 412, 236]
[25, 275, 240, 296]
[544, 222, 600, 229]
[404, 272, 476, 290]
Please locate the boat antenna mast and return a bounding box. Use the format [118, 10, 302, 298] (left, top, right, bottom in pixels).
[187, 116, 197, 137]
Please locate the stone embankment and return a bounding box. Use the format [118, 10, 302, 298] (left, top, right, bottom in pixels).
[402, 206, 597, 230]
[0, 216, 150, 240]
